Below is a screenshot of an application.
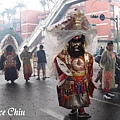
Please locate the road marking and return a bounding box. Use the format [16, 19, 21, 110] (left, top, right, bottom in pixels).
[43, 85, 55, 89]
[44, 84, 120, 95]
[91, 97, 120, 107]
[39, 108, 64, 120]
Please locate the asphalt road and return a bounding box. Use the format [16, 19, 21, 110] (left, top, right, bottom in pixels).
[0, 65, 120, 120]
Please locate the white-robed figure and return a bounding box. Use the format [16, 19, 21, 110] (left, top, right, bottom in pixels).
[0, 34, 21, 83]
[45, 9, 98, 118]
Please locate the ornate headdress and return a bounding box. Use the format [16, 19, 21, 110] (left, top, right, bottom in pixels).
[45, 9, 97, 53]
[44, 9, 98, 76]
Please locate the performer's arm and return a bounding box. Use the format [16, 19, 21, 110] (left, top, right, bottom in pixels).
[0, 54, 5, 70]
[88, 54, 97, 97]
[100, 51, 107, 68]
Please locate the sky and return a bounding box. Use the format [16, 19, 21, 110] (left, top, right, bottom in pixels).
[0, 0, 54, 12]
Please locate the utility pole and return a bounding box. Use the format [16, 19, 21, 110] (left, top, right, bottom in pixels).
[116, 16, 119, 52]
[110, 16, 119, 52]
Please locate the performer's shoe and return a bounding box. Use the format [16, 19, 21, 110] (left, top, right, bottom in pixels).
[78, 112, 91, 118]
[26, 80, 28, 82]
[103, 94, 111, 100]
[43, 77, 46, 80]
[36, 77, 40, 80]
[26, 79, 29, 82]
[69, 109, 77, 116]
[107, 93, 115, 97]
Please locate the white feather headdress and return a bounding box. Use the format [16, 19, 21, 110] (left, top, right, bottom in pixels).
[1, 34, 18, 52]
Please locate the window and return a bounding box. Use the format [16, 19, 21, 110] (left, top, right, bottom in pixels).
[23, 28, 26, 33]
[22, 19, 26, 23]
[110, 20, 114, 25]
[110, 0, 120, 3]
[111, 29, 115, 38]
[110, 5, 114, 12]
[16, 23, 20, 27]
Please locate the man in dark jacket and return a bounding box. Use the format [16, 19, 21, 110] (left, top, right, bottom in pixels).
[36, 45, 47, 80]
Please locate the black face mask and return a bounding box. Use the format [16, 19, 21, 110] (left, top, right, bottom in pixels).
[6, 45, 13, 52]
[68, 42, 85, 58]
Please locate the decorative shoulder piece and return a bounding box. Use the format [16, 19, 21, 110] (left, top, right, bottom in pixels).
[56, 57, 73, 76]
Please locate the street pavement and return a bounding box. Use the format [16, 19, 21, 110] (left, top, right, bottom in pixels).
[0, 61, 120, 120]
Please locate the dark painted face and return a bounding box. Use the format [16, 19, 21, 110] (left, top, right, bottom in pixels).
[6, 45, 13, 52]
[68, 36, 85, 58]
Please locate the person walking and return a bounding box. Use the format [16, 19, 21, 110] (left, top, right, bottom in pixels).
[20, 46, 37, 82]
[100, 41, 116, 100]
[36, 45, 47, 80]
[0, 34, 21, 83]
[0, 45, 21, 83]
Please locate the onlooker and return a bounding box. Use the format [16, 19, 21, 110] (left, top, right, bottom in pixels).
[100, 41, 116, 100]
[36, 45, 47, 80]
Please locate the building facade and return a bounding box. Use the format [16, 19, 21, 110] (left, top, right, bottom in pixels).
[85, 0, 120, 49]
[20, 10, 48, 40]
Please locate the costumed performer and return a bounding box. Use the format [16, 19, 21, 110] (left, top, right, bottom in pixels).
[45, 9, 98, 118]
[0, 34, 21, 83]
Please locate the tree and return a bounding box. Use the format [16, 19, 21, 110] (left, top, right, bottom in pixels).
[4, 8, 17, 27]
[13, 2, 27, 35]
[4, 8, 12, 23]
[14, 2, 27, 10]
[0, 11, 6, 24]
[39, 0, 55, 12]
[39, 0, 46, 12]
